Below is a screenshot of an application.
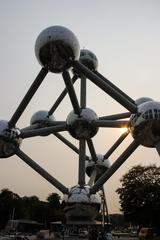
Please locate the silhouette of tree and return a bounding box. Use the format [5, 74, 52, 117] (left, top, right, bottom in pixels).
[116, 165, 160, 227]
[0, 189, 22, 229]
[46, 193, 64, 223]
[47, 193, 61, 209]
[0, 189, 62, 230]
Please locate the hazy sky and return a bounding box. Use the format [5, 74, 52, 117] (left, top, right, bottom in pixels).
[0, 0, 160, 214]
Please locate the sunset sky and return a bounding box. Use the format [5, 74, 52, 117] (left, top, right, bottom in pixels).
[0, 0, 160, 214]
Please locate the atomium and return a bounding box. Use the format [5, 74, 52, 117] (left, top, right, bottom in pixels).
[62, 185, 101, 221]
[35, 26, 80, 73]
[79, 49, 98, 71]
[86, 154, 110, 181]
[66, 108, 99, 139]
[30, 110, 55, 127]
[73, 49, 98, 76]
[0, 120, 21, 158]
[130, 100, 160, 147]
[1, 25, 159, 224]
[135, 97, 153, 106]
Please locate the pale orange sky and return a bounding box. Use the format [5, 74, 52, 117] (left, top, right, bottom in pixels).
[0, 0, 160, 214]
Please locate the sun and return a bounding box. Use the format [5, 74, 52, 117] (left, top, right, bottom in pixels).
[120, 127, 129, 134]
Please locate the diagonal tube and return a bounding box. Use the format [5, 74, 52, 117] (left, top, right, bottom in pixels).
[156, 147, 160, 157]
[62, 71, 81, 115]
[9, 67, 48, 127]
[53, 132, 90, 160]
[16, 148, 68, 194]
[99, 112, 131, 120]
[80, 75, 87, 108]
[90, 140, 139, 194]
[78, 139, 86, 186]
[101, 186, 110, 224]
[87, 138, 97, 162]
[48, 75, 78, 115]
[104, 131, 129, 159]
[88, 168, 97, 186]
[20, 124, 68, 139]
[155, 142, 160, 157]
[20, 124, 40, 131]
[73, 61, 137, 113]
[21, 121, 65, 131]
[45, 121, 67, 126]
[94, 70, 135, 104]
[93, 120, 129, 128]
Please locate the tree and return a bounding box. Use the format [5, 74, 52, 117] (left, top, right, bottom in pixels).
[47, 193, 61, 209]
[46, 193, 63, 223]
[22, 195, 41, 220]
[0, 188, 22, 229]
[109, 214, 127, 229]
[0, 189, 63, 230]
[116, 165, 160, 227]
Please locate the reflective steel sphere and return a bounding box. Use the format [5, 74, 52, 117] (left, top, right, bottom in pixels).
[0, 120, 21, 158]
[66, 108, 99, 139]
[79, 49, 98, 71]
[130, 101, 160, 147]
[35, 26, 80, 73]
[62, 185, 100, 221]
[86, 154, 110, 179]
[135, 97, 153, 106]
[30, 110, 55, 127]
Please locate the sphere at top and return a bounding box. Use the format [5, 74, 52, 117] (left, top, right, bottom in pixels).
[66, 108, 99, 139]
[30, 110, 55, 127]
[130, 101, 160, 147]
[79, 49, 98, 71]
[0, 120, 21, 158]
[35, 26, 80, 73]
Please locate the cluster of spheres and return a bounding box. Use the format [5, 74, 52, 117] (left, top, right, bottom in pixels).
[1, 25, 160, 222]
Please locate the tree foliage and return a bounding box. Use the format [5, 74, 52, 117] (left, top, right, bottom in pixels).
[0, 189, 63, 230]
[116, 164, 160, 227]
[47, 193, 61, 209]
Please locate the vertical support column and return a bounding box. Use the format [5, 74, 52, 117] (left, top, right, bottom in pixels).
[78, 139, 86, 186]
[80, 75, 87, 108]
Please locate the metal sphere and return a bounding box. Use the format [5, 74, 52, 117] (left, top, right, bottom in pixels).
[66, 108, 99, 139]
[130, 101, 160, 147]
[135, 97, 153, 106]
[79, 49, 98, 71]
[30, 110, 55, 127]
[35, 26, 80, 73]
[62, 185, 101, 221]
[0, 120, 21, 158]
[86, 154, 110, 178]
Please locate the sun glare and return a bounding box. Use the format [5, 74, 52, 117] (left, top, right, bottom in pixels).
[120, 127, 129, 134]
